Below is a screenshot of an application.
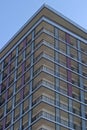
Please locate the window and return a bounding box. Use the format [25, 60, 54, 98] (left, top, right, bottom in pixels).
[22, 97, 29, 113]
[23, 84, 30, 98]
[7, 99, 12, 113]
[14, 105, 20, 120]
[22, 113, 28, 129]
[5, 113, 11, 128]
[15, 91, 21, 105]
[13, 120, 20, 130]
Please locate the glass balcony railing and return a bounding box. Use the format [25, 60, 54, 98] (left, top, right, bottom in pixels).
[59, 87, 67, 95]
[72, 93, 80, 100]
[32, 95, 55, 106]
[73, 108, 80, 115]
[33, 65, 67, 82]
[33, 79, 67, 96]
[5, 121, 11, 128]
[34, 40, 68, 69]
[34, 51, 54, 64]
[0, 96, 5, 106]
[61, 118, 68, 126]
[60, 102, 68, 110]
[32, 111, 74, 128]
[43, 28, 54, 37]
[32, 94, 68, 112]
[32, 111, 55, 122]
[33, 80, 54, 91]
[0, 113, 4, 119]
[73, 124, 82, 130]
[33, 65, 54, 76]
[1, 84, 6, 93]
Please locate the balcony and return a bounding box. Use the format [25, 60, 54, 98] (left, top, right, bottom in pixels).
[8, 92, 13, 99]
[3, 62, 8, 68]
[81, 48, 87, 54]
[71, 66, 78, 72]
[32, 94, 68, 112]
[22, 122, 28, 129]
[0, 96, 5, 105]
[43, 28, 54, 37]
[82, 60, 86, 64]
[5, 121, 11, 128]
[59, 60, 66, 67]
[0, 113, 4, 119]
[34, 52, 54, 66]
[9, 78, 14, 86]
[83, 72, 87, 77]
[59, 87, 67, 95]
[72, 80, 78, 86]
[73, 124, 81, 130]
[6, 106, 12, 113]
[33, 65, 67, 83]
[22, 106, 29, 114]
[72, 93, 80, 100]
[33, 65, 54, 77]
[73, 108, 80, 115]
[60, 102, 68, 110]
[1, 84, 6, 93]
[32, 95, 55, 106]
[33, 79, 68, 97]
[32, 111, 71, 128]
[2, 72, 7, 80]
[33, 80, 54, 92]
[61, 118, 68, 126]
[32, 111, 55, 122]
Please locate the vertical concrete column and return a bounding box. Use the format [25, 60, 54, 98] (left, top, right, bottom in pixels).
[3, 54, 11, 130]
[77, 40, 86, 130]
[20, 39, 27, 129]
[66, 33, 73, 128]
[28, 30, 34, 129]
[11, 47, 18, 130]
[54, 28, 60, 130]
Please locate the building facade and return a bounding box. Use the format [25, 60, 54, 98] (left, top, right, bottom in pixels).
[0, 4, 87, 130]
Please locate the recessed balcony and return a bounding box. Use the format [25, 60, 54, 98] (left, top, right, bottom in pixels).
[1, 84, 6, 93]
[0, 96, 5, 105]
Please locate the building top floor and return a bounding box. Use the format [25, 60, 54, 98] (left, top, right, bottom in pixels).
[0, 4, 87, 59]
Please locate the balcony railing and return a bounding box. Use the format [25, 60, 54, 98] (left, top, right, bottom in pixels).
[34, 52, 54, 64]
[72, 93, 80, 100]
[33, 65, 54, 76]
[33, 79, 67, 96]
[1, 84, 6, 93]
[73, 108, 80, 115]
[0, 113, 4, 119]
[34, 65, 67, 82]
[32, 95, 55, 106]
[32, 94, 68, 111]
[32, 111, 55, 122]
[32, 111, 73, 128]
[0, 96, 5, 106]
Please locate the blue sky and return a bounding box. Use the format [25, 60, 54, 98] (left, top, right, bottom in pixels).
[0, 0, 87, 49]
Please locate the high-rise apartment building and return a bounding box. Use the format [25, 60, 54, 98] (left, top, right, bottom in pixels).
[0, 4, 87, 130]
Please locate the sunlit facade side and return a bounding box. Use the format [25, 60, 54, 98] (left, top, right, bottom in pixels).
[0, 4, 87, 130]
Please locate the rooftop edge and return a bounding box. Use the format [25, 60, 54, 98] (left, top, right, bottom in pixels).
[0, 3, 87, 52]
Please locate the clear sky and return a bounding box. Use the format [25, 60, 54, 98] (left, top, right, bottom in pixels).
[0, 0, 87, 49]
